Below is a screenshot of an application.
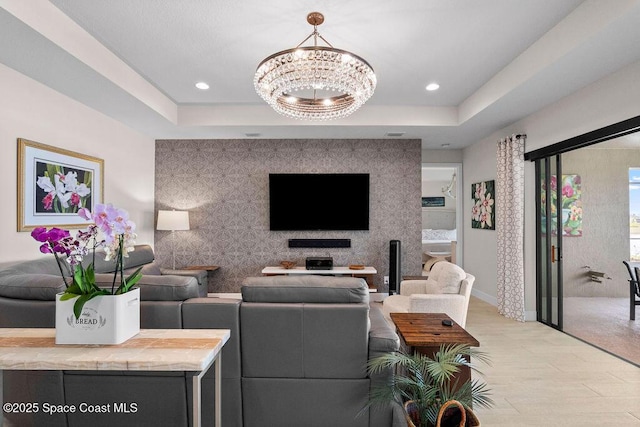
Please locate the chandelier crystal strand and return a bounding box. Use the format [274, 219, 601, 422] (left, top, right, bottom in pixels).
[254, 12, 376, 120]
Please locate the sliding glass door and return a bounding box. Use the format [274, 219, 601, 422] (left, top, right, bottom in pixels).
[527, 116, 640, 332]
[536, 155, 563, 329]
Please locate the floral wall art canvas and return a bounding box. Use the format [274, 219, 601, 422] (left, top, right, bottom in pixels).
[541, 174, 582, 237]
[471, 180, 495, 230]
[18, 138, 103, 231]
[559, 174, 582, 237]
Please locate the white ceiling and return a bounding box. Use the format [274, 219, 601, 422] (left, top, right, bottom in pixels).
[2, 0, 640, 148]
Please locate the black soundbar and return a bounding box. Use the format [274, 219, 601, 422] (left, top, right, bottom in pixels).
[288, 239, 351, 248]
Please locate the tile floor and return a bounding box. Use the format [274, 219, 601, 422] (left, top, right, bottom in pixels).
[466, 297, 640, 426]
[563, 297, 640, 366]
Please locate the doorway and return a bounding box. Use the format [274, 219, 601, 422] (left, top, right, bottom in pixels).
[421, 163, 463, 268]
[527, 115, 640, 365]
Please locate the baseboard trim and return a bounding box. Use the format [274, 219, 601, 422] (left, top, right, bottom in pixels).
[471, 289, 537, 322]
[471, 289, 497, 306]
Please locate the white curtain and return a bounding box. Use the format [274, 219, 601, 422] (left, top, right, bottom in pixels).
[496, 135, 526, 321]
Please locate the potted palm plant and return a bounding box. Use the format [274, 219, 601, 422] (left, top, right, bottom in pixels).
[367, 343, 493, 427]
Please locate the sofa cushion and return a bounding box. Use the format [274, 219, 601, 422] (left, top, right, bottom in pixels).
[127, 261, 162, 276]
[0, 244, 196, 302]
[93, 274, 200, 301]
[1, 257, 62, 276]
[93, 245, 155, 274]
[0, 273, 66, 300]
[424, 262, 465, 294]
[241, 276, 369, 303]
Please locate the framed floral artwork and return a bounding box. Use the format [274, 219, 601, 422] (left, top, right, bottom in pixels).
[17, 138, 104, 231]
[471, 180, 495, 230]
[421, 196, 445, 207]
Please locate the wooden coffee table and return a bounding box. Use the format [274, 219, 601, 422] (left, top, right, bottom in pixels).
[390, 312, 480, 389]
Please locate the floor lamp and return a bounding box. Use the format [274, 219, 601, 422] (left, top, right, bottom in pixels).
[157, 210, 190, 270]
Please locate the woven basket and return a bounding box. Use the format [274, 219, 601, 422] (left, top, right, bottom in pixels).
[404, 400, 480, 427]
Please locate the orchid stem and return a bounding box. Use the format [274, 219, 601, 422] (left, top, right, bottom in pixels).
[53, 250, 70, 288]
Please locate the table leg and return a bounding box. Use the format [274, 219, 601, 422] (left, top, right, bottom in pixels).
[215, 354, 222, 427]
[190, 352, 222, 427]
[191, 371, 203, 427]
[631, 280, 637, 321]
[1, 370, 4, 426]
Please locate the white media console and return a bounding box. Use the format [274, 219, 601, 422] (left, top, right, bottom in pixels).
[261, 266, 378, 290]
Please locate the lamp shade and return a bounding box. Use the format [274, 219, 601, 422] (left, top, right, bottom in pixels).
[157, 210, 190, 231]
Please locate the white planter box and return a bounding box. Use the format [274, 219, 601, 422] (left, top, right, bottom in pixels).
[55, 288, 140, 345]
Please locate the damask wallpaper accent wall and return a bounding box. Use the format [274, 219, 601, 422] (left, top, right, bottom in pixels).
[154, 139, 422, 293]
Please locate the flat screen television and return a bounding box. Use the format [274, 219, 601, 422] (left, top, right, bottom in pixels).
[269, 173, 370, 231]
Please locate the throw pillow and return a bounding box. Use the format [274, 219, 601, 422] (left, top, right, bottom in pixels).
[426, 262, 465, 294]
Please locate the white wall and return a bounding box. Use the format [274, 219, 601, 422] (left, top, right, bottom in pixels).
[0, 63, 156, 263]
[461, 140, 499, 306]
[422, 180, 455, 206]
[422, 149, 463, 163]
[462, 59, 640, 317]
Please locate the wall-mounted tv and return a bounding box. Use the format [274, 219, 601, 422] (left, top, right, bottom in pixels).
[269, 173, 370, 231]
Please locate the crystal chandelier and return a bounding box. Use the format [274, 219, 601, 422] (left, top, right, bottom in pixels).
[254, 12, 376, 120]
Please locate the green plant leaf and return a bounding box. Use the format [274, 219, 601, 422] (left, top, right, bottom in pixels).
[73, 266, 88, 294]
[365, 344, 492, 424]
[73, 293, 93, 319]
[86, 263, 96, 287]
[470, 380, 494, 409]
[72, 289, 108, 319]
[59, 292, 79, 301]
[114, 266, 143, 295]
[64, 284, 82, 295]
[123, 267, 143, 292]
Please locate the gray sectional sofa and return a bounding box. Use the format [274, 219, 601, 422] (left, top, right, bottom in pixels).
[0, 245, 401, 427]
[0, 245, 242, 427]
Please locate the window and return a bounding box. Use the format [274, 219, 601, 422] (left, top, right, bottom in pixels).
[629, 168, 640, 261]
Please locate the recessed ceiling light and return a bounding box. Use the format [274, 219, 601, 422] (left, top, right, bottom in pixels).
[425, 83, 440, 91]
[195, 82, 210, 90]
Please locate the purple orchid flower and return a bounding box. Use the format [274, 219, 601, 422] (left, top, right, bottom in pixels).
[31, 227, 72, 255]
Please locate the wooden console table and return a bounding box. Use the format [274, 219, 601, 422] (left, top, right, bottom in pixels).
[183, 265, 220, 272]
[261, 266, 377, 289]
[390, 313, 479, 392]
[0, 328, 230, 427]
